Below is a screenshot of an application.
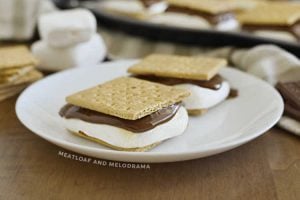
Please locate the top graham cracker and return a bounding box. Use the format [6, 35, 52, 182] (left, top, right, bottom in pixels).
[128, 54, 226, 81]
[0, 46, 38, 69]
[237, 3, 300, 26]
[166, 0, 240, 14]
[66, 77, 190, 120]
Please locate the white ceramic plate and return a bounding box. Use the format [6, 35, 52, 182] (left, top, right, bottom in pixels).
[16, 60, 283, 163]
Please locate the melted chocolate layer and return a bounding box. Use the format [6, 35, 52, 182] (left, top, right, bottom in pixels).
[166, 6, 235, 25]
[133, 74, 224, 90]
[60, 103, 181, 133]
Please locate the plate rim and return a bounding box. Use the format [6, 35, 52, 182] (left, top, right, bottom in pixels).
[15, 60, 284, 163]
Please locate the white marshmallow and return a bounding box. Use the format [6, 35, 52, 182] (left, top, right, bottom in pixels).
[253, 30, 298, 43]
[147, 12, 212, 29]
[64, 107, 188, 149]
[99, 0, 145, 18]
[147, 12, 239, 31]
[175, 82, 230, 110]
[99, 0, 167, 18]
[215, 18, 239, 31]
[31, 34, 106, 71]
[148, 1, 168, 15]
[38, 8, 97, 48]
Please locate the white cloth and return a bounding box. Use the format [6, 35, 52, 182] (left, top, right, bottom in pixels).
[31, 34, 106, 71]
[0, 0, 56, 40]
[230, 45, 300, 136]
[38, 8, 97, 48]
[231, 45, 300, 85]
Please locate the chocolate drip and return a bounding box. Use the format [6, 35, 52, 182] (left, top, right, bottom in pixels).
[228, 88, 238, 99]
[166, 6, 235, 25]
[60, 103, 181, 133]
[133, 74, 224, 90]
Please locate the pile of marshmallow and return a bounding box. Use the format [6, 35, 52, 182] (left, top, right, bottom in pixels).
[32, 9, 106, 71]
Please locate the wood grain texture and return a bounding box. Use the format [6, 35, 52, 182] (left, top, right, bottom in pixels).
[0, 97, 299, 200]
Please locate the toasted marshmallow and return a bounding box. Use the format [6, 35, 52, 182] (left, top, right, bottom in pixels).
[63, 107, 188, 149]
[175, 81, 230, 110]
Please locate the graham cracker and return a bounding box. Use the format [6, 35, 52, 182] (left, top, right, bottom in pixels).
[128, 54, 226, 81]
[237, 3, 300, 26]
[166, 0, 240, 14]
[0, 73, 20, 84]
[0, 46, 38, 69]
[0, 66, 34, 76]
[66, 77, 190, 120]
[0, 70, 43, 90]
[75, 131, 160, 152]
[0, 66, 35, 84]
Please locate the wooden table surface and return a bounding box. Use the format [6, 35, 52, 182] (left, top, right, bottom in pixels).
[0, 97, 299, 200]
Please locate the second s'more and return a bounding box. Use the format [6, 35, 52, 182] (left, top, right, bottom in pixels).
[160, 0, 240, 31]
[60, 77, 190, 152]
[0, 46, 43, 102]
[238, 3, 300, 42]
[128, 54, 234, 115]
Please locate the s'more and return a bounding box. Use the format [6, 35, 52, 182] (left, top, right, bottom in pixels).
[0, 46, 43, 101]
[60, 77, 190, 152]
[238, 3, 300, 42]
[128, 54, 235, 116]
[157, 0, 240, 30]
[99, 0, 167, 19]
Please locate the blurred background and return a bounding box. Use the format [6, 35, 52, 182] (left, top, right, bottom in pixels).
[1, 0, 300, 59]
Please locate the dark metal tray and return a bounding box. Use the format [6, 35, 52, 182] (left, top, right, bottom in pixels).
[54, 0, 300, 57]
